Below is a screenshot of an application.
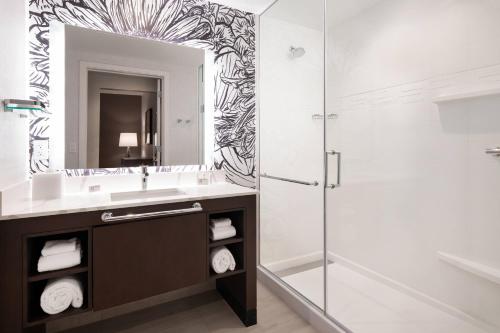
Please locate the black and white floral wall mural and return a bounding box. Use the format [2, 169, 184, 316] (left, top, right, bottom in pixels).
[28, 0, 255, 187]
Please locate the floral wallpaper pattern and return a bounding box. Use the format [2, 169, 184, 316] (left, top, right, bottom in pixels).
[28, 0, 255, 187]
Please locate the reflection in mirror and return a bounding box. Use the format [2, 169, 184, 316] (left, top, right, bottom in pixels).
[50, 24, 214, 170]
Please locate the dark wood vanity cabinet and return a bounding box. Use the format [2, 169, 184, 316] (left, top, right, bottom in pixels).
[0, 195, 256, 333]
[93, 213, 207, 310]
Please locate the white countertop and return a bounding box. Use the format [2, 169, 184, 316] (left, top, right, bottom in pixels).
[0, 183, 257, 221]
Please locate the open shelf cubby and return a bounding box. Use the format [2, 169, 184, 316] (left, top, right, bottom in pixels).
[24, 228, 91, 326]
[26, 229, 89, 279]
[209, 242, 245, 279]
[26, 272, 89, 327]
[208, 209, 245, 245]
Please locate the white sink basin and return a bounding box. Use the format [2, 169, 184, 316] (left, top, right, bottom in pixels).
[110, 188, 185, 201]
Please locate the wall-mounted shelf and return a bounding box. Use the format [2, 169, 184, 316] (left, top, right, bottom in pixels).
[437, 252, 500, 285]
[433, 87, 500, 104]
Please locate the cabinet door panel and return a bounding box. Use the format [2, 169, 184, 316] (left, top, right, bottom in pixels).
[93, 213, 206, 310]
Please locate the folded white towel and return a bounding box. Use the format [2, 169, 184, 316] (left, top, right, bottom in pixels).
[210, 218, 232, 229]
[41, 238, 80, 257]
[37, 243, 82, 273]
[40, 276, 83, 315]
[210, 246, 236, 274]
[209, 225, 236, 241]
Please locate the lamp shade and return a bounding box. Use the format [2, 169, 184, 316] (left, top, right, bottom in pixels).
[119, 133, 138, 147]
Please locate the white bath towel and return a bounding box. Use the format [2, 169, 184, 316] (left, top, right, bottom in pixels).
[41, 238, 80, 257]
[210, 246, 236, 274]
[209, 225, 236, 241]
[40, 277, 84, 315]
[37, 243, 82, 273]
[210, 218, 232, 229]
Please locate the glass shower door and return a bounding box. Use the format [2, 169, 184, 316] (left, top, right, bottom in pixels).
[325, 1, 500, 332]
[259, 0, 326, 310]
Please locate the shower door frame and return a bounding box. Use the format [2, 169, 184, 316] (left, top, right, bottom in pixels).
[256, 1, 350, 332]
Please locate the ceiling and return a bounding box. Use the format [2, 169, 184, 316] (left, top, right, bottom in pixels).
[209, 0, 275, 14]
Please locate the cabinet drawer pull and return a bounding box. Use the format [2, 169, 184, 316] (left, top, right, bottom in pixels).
[101, 203, 202, 223]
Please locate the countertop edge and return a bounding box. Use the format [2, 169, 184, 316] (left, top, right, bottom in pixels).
[0, 187, 258, 222]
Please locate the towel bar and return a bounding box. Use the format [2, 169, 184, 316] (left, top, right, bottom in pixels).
[260, 173, 319, 186]
[101, 203, 203, 223]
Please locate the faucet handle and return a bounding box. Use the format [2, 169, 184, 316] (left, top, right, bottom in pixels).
[141, 165, 149, 176]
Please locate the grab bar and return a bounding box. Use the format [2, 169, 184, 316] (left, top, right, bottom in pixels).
[101, 202, 203, 223]
[260, 173, 319, 186]
[485, 147, 500, 156]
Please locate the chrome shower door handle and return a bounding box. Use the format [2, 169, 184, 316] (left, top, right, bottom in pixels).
[325, 150, 341, 189]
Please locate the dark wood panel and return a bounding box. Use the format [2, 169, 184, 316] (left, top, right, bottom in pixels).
[0, 225, 23, 332]
[93, 213, 207, 310]
[216, 196, 257, 326]
[0, 195, 256, 332]
[99, 93, 142, 168]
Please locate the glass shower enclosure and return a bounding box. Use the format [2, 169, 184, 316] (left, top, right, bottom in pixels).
[259, 1, 500, 332]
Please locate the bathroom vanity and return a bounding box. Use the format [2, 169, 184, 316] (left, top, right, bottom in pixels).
[0, 10, 258, 332]
[0, 184, 257, 333]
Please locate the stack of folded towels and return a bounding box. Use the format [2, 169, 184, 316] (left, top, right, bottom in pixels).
[40, 276, 84, 315]
[210, 246, 236, 274]
[209, 218, 236, 241]
[37, 238, 82, 273]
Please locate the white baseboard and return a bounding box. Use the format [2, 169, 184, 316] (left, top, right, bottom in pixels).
[261, 251, 323, 273]
[328, 252, 497, 333]
[258, 266, 347, 333]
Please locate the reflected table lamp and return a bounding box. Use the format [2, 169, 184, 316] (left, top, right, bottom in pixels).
[119, 133, 138, 158]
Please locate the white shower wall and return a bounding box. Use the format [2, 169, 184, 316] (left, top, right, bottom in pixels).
[260, 16, 324, 268]
[327, 0, 500, 327]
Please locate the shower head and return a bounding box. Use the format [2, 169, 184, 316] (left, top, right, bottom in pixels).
[289, 46, 306, 58]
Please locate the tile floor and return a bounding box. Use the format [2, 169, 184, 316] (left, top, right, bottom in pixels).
[60, 282, 319, 333]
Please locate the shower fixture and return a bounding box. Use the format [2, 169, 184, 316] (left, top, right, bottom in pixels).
[485, 147, 500, 156]
[289, 46, 306, 58]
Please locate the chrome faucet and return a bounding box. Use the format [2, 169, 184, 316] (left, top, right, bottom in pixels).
[141, 165, 149, 191]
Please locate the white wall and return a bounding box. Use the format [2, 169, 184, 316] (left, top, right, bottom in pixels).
[259, 16, 324, 268]
[0, 113, 28, 189]
[327, 0, 500, 327]
[0, 0, 28, 188]
[0, 0, 26, 100]
[62, 26, 204, 168]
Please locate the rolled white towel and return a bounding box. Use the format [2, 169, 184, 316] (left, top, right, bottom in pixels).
[40, 277, 84, 315]
[41, 238, 80, 257]
[209, 225, 236, 241]
[210, 218, 232, 229]
[210, 246, 236, 274]
[37, 243, 82, 273]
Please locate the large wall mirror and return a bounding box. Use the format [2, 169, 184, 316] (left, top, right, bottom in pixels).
[49, 23, 215, 170]
[26, 1, 256, 186]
